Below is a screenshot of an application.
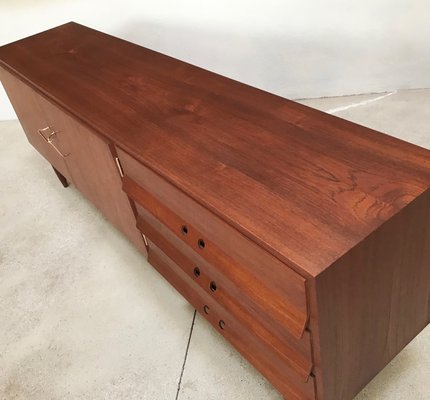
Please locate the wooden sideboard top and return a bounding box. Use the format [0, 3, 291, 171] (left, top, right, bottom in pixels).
[1, 22, 429, 277]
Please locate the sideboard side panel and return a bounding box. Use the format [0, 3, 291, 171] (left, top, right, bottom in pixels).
[314, 188, 430, 400]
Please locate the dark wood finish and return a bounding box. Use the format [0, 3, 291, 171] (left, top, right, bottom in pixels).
[0, 65, 146, 255]
[127, 184, 313, 381]
[37, 97, 147, 254]
[1, 23, 429, 400]
[52, 166, 69, 187]
[147, 238, 316, 400]
[118, 159, 309, 340]
[1, 22, 429, 278]
[0, 67, 73, 184]
[310, 188, 430, 400]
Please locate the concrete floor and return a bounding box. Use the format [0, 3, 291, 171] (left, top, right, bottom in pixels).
[1, 89, 429, 400]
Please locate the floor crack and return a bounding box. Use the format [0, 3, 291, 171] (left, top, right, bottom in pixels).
[175, 310, 197, 400]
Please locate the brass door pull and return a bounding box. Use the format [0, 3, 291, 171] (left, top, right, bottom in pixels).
[37, 126, 70, 157]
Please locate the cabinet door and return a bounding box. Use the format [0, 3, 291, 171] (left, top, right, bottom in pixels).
[0, 68, 72, 183]
[39, 97, 147, 254]
[1, 67, 146, 254]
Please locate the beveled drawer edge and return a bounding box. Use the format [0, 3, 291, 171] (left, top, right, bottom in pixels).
[115, 146, 313, 280]
[148, 240, 317, 400]
[137, 210, 314, 381]
[122, 174, 309, 339]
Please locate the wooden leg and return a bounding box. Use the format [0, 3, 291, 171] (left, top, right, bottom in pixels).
[52, 166, 69, 188]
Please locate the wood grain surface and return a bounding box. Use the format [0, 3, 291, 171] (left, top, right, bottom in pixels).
[311, 188, 430, 400]
[1, 23, 430, 400]
[118, 152, 309, 339]
[0, 67, 73, 183]
[1, 22, 429, 276]
[0, 67, 147, 255]
[126, 179, 313, 380]
[147, 238, 317, 400]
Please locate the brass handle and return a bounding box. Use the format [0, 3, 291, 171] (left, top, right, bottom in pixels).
[37, 126, 69, 158]
[141, 232, 148, 247]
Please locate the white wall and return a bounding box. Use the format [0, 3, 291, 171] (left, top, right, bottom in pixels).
[1, 0, 429, 120]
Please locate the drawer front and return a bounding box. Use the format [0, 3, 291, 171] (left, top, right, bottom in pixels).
[137, 201, 313, 380]
[147, 239, 316, 400]
[0, 68, 72, 182]
[117, 147, 309, 339]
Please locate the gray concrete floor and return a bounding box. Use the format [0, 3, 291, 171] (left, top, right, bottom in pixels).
[1, 89, 429, 400]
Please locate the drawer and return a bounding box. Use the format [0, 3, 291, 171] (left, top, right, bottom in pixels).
[117, 148, 309, 338]
[116, 148, 314, 381]
[0, 68, 72, 183]
[133, 192, 313, 379]
[136, 200, 313, 380]
[147, 238, 316, 400]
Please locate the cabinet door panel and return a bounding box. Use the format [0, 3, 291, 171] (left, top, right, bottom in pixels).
[1, 67, 146, 254]
[39, 99, 147, 254]
[0, 68, 72, 182]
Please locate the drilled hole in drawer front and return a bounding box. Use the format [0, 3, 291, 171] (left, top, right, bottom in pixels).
[181, 225, 188, 235]
[193, 267, 201, 277]
[203, 305, 210, 314]
[219, 320, 226, 330]
[198, 239, 205, 249]
[210, 281, 217, 292]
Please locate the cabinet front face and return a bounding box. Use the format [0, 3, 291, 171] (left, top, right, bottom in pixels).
[43, 105, 147, 254]
[0, 68, 72, 183]
[116, 147, 317, 399]
[0, 67, 147, 255]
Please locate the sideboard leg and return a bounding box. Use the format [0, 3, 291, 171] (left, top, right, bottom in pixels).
[52, 166, 69, 188]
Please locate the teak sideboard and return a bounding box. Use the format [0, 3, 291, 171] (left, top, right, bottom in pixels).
[1, 23, 429, 400]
